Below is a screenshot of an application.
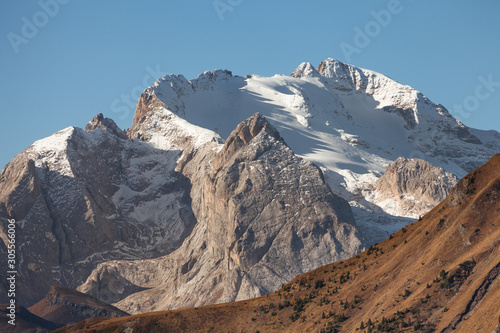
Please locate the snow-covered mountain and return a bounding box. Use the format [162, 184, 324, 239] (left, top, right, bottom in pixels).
[0, 114, 198, 305]
[0, 58, 498, 312]
[0, 111, 363, 310]
[146, 58, 497, 176]
[130, 58, 499, 238]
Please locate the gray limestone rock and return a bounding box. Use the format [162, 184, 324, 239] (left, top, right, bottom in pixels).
[78, 113, 363, 313]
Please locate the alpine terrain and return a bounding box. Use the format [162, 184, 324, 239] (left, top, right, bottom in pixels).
[56, 153, 500, 333]
[0, 58, 498, 318]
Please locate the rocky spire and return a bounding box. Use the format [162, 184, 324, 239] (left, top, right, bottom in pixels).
[214, 113, 281, 171]
[85, 113, 127, 139]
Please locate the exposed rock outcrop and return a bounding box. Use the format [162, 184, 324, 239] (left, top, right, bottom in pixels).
[85, 113, 127, 139]
[374, 157, 458, 218]
[290, 62, 320, 78]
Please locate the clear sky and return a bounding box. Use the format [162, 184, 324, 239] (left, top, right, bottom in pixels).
[1, 1, 499, 169]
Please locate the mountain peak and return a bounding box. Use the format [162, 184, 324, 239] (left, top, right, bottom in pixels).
[85, 113, 127, 139]
[229, 112, 280, 145]
[214, 113, 281, 170]
[317, 57, 353, 79]
[28, 284, 128, 327]
[194, 69, 233, 83]
[291, 62, 320, 78]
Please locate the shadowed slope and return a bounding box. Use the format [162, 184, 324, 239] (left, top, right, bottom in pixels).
[28, 285, 128, 327]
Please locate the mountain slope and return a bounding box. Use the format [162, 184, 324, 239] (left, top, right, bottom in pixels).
[0, 304, 61, 333]
[57, 154, 500, 332]
[0, 285, 127, 332]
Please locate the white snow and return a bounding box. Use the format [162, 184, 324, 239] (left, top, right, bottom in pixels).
[31, 127, 74, 153]
[29, 127, 75, 178]
[143, 108, 223, 151]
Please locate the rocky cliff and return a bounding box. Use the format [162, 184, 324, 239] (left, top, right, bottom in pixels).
[0, 115, 196, 305]
[78, 113, 363, 313]
[57, 154, 500, 333]
[0, 110, 363, 312]
[373, 157, 458, 218]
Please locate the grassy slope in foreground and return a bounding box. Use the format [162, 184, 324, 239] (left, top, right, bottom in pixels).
[56, 154, 500, 333]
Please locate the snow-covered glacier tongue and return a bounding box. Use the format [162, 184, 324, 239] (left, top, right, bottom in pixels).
[131, 57, 500, 243]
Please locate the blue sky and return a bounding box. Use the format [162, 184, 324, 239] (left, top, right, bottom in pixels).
[1, 0, 499, 169]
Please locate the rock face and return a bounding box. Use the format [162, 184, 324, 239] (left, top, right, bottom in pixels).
[0, 116, 196, 306]
[128, 86, 223, 151]
[28, 285, 128, 326]
[0, 109, 363, 313]
[85, 112, 128, 139]
[78, 113, 363, 313]
[290, 62, 320, 78]
[374, 158, 458, 218]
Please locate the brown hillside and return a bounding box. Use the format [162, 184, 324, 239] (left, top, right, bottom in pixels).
[56, 154, 500, 333]
[28, 285, 128, 327]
